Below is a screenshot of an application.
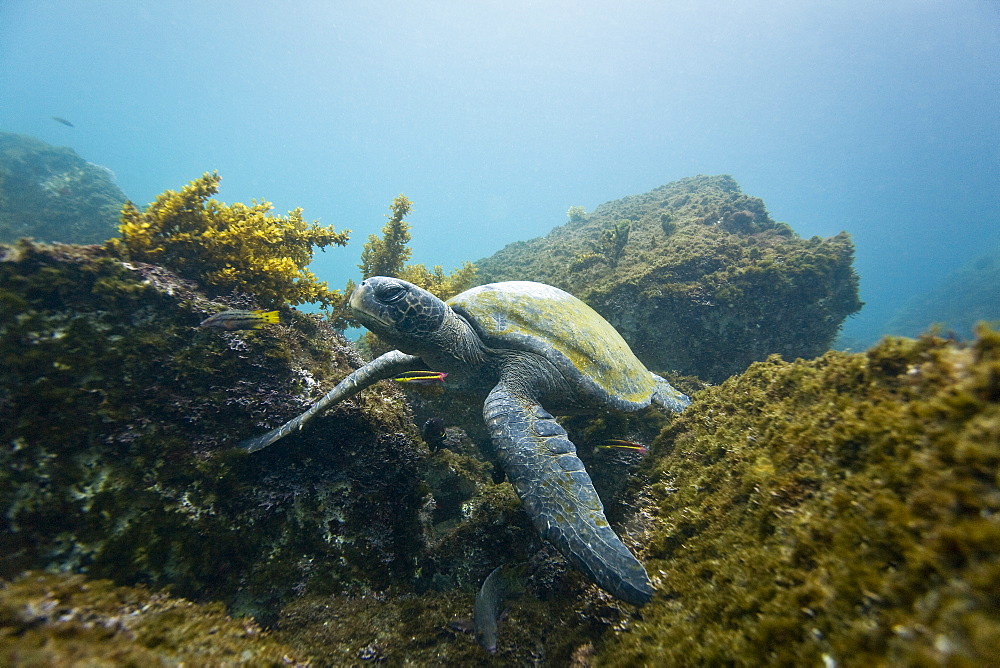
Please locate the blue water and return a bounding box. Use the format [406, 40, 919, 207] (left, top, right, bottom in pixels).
[2, 1, 998, 344]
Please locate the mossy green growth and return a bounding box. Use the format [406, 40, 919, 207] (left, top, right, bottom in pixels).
[597, 326, 1000, 665]
[0, 571, 308, 665]
[344, 194, 476, 336]
[359, 194, 414, 279]
[1, 240, 426, 619]
[356, 193, 477, 300]
[475, 175, 862, 382]
[107, 172, 350, 307]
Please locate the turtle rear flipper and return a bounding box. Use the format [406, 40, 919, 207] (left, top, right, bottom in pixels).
[484, 383, 654, 606]
[651, 373, 691, 413]
[239, 350, 424, 453]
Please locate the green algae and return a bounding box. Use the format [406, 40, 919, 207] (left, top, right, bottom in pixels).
[596, 326, 1000, 665]
[0, 571, 307, 666]
[475, 175, 861, 382]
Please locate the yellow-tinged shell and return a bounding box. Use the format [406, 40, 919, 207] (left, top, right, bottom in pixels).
[447, 281, 657, 407]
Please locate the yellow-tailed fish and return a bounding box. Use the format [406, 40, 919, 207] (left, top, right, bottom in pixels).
[392, 370, 448, 384]
[199, 309, 279, 330]
[596, 439, 648, 455]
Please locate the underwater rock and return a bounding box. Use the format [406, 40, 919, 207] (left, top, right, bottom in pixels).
[0, 571, 307, 665]
[0, 132, 126, 244]
[885, 247, 1000, 339]
[598, 326, 1000, 665]
[475, 175, 862, 382]
[0, 239, 426, 619]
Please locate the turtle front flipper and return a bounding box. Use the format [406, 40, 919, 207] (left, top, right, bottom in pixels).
[239, 350, 424, 453]
[484, 383, 654, 606]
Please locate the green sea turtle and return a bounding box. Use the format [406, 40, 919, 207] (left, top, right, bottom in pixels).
[239, 278, 690, 606]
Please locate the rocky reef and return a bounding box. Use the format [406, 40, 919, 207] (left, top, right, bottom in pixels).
[886, 247, 1000, 339]
[475, 175, 862, 382]
[601, 326, 1000, 665]
[0, 240, 430, 621]
[0, 132, 126, 245]
[0, 239, 549, 657]
[2, 192, 997, 663]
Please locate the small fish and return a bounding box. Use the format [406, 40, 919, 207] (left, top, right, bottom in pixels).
[392, 370, 448, 384]
[474, 564, 525, 654]
[596, 439, 648, 455]
[421, 417, 447, 451]
[51, 116, 74, 127]
[490, 462, 506, 485]
[199, 309, 279, 330]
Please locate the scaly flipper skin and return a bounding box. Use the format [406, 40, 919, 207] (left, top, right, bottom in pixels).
[238, 350, 424, 453]
[652, 373, 692, 413]
[484, 382, 654, 606]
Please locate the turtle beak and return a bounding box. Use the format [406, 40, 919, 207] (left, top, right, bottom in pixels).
[349, 281, 393, 329]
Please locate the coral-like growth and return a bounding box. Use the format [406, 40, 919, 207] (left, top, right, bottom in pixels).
[359, 194, 413, 279]
[356, 193, 477, 300]
[567, 205, 588, 223]
[475, 175, 861, 382]
[598, 218, 631, 267]
[399, 261, 478, 301]
[107, 172, 350, 307]
[598, 326, 1000, 665]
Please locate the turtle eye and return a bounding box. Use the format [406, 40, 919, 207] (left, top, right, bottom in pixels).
[379, 283, 407, 304]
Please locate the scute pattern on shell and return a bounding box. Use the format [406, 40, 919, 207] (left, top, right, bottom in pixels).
[448, 282, 657, 406]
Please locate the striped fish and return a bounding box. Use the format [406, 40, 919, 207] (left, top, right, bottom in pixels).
[199, 309, 279, 330]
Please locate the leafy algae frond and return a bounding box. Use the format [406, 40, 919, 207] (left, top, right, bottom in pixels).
[107, 172, 350, 307]
[354, 193, 476, 301]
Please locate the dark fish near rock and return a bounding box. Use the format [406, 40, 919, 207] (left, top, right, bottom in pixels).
[51, 116, 74, 127]
[420, 417, 447, 451]
[474, 564, 525, 654]
[199, 309, 279, 330]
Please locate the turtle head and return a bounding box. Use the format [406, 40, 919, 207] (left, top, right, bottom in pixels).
[350, 277, 448, 344]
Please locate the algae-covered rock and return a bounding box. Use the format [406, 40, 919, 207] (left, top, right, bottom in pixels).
[0, 571, 307, 665]
[475, 175, 862, 382]
[0, 240, 425, 620]
[0, 132, 126, 244]
[598, 327, 1000, 665]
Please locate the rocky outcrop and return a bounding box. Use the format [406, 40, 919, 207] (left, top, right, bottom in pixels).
[0, 240, 426, 620]
[0, 132, 126, 244]
[475, 175, 862, 382]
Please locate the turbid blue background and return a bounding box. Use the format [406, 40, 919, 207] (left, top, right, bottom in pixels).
[3, 1, 998, 344]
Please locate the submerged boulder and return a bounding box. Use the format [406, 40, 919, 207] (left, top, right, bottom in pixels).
[0, 132, 127, 244]
[0, 240, 426, 620]
[475, 175, 862, 382]
[886, 247, 1000, 339]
